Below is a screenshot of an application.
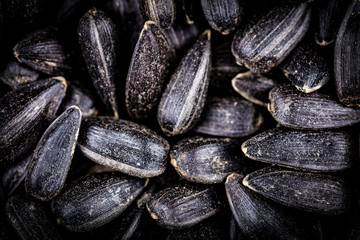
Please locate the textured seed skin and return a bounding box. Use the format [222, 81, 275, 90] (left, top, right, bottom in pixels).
[314, 0, 351, 46]
[194, 96, 263, 137]
[126, 21, 176, 119]
[268, 84, 360, 129]
[2, 154, 31, 197]
[243, 168, 350, 215]
[170, 137, 243, 184]
[225, 173, 311, 240]
[0, 77, 67, 166]
[281, 43, 330, 93]
[51, 172, 147, 232]
[242, 128, 353, 172]
[157, 30, 211, 136]
[6, 193, 64, 240]
[231, 2, 311, 73]
[200, 0, 242, 34]
[77, 116, 169, 178]
[13, 28, 70, 75]
[25, 106, 82, 201]
[78, 8, 120, 119]
[232, 71, 280, 107]
[0, 60, 39, 89]
[139, 0, 175, 29]
[146, 184, 221, 229]
[334, 0, 360, 107]
[166, 21, 199, 52]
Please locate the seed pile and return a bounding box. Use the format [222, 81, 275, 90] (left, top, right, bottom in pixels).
[0, 0, 359, 239]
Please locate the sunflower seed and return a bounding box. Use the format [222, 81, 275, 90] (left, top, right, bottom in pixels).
[139, 0, 176, 29]
[77, 116, 169, 178]
[166, 21, 199, 52]
[78, 8, 120, 118]
[268, 84, 360, 129]
[126, 21, 176, 119]
[231, 2, 310, 73]
[0, 60, 39, 89]
[0, 77, 67, 166]
[51, 172, 148, 232]
[25, 106, 82, 201]
[243, 168, 350, 215]
[157, 30, 211, 136]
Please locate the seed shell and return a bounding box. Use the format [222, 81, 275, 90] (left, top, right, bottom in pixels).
[126, 21, 176, 119]
[139, 0, 176, 29]
[146, 184, 221, 229]
[268, 84, 360, 129]
[170, 137, 243, 184]
[166, 21, 199, 52]
[0, 60, 39, 89]
[194, 96, 263, 137]
[334, 0, 360, 107]
[225, 173, 311, 240]
[25, 106, 82, 201]
[6, 193, 64, 240]
[231, 2, 311, 73]
[13, 28, 71, 75]
[200, 0, 243, 34]
[242, 128, 353, 172]
[78, 8, 120, 118]
[157, 30, 211, 136]
[243, 168, 350, 215]
[231, 71, 280, 107]
[0, 77, 67, 166]
[51, 172, 147, 232]
[77, 116, 169, 178]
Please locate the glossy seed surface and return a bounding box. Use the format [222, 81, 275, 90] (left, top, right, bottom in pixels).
[126, 21, 175, 119]
[200, 0, 242, 34]
[194, 96, 263, 137]
[170, 137, 243, 184]
[243, 168, 350, 215]
[334, 0, 360, 107]
[157, 30, 211, 136]
[232, 71, 280, 106]
[78, 8, 120, 118]
[25, 106, 82, 201]
[225, 173, 311, 240]
[78, 116, 169, 178]
[51, 172, 147, 232]
[0, 77, 67, 166]
[146, 184, 221, 229]
[242, 128, 353, 172]
[0, 60, 39, 89]
[268, 84, 360, 129]
[61, 84, 97, 117]
[139, 0, 175, 29]
[13, 28, 70, 75]
[231, 2, 310, 73]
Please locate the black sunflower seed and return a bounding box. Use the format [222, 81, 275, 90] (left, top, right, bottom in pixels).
[139, 0, 176, 29]
[0, 60, 39, 89]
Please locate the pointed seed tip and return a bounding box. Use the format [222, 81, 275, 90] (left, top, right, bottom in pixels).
[53, 76, 67, 87]
[170, 158, 178, 168]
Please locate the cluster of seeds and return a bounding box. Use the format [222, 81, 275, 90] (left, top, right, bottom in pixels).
[0, 0, 360, 239]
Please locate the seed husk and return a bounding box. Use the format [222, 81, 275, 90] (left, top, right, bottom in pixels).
[334, 0, 360, 107]
[268, 84, 360, 129]
[166, 21, 199, 52]
[78, 8, 120, 119]
[231, 71, 280, 107]
[77, 116, 169, 178]
[25, 106, 82, 201]
[242, 128, 353, 172]
[281, 42, 330, 93]
[0, 77, 67, 166]
[194, 96, 263, 137]
[0, 60, 39, 89]
[51, 172, 148, 232]
[126, 21, 176, 119]
[225, 173, 312, 240]
[243, 168, 350, 215]
[157, 30, 211, 136]
[170, 137, 243, 184]
[13, 27, 71, 75]
[139, 0, 176, 29]
[6, 193, 64, 240]
[146, 184, 221, 229]
[231, 2, 311, 73]
[200, 0, 243, 35]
